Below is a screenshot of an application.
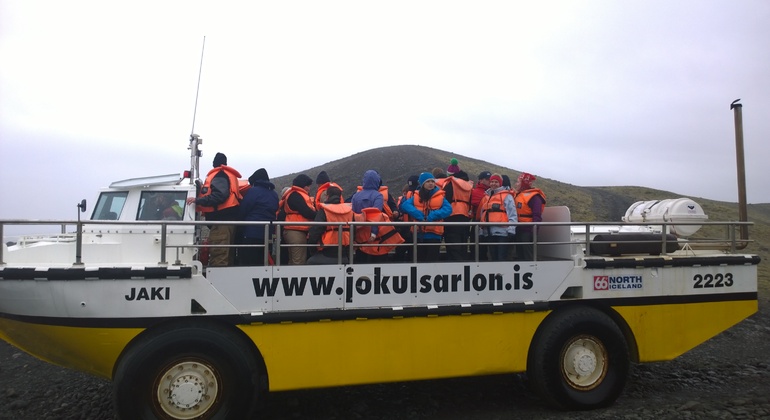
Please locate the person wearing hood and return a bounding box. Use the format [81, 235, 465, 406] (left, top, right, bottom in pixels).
[513, 172, 546, 261]
[237, 168, 279, 266]
[350, 170, 386, 262]
[477, 174, 517, 261]
[278, 173, 317, 265]
[307, 186, 353, 265]
[186, 152, 242, 266]
[400, 172, 452, 262]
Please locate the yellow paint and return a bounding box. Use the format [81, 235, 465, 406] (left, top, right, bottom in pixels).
[615, 300, 758, 361]
[241, 312, 549, 391]
[0, 318, 142, 379]
[0, 298, 757, 391]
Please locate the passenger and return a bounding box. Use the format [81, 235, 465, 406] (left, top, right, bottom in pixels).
[278, 174, 316, 265]
[353, 207, 404, 263]
[186, 152, 242, 267]
[437, 170, 473, 261]
[514, 172, 546, 261]
[446, 158, 460, 176]
[470, 171, 492, 261]
[432, 167, 447, 180]
[394, 174, 419, 262]
[350, 170, 385, 263]
[501, 174, 517, 260]
[237, 168, 279, 266]
[400, 172, 451, 262]
[307, 186, 353, 265]
[349, 170, 398, 220]
[478, 174, 517, 261]
[501, 174, 512, 190]
[314, 171, 343, 209]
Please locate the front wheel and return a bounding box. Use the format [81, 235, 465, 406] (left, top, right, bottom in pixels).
[113, 321, 263, 420]
[527, 306, 630, 410]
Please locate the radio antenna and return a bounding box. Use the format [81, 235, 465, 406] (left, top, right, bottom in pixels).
[191, 36, 206, 135]
[188, 37, 206, 184]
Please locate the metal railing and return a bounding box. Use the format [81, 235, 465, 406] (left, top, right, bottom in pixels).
[0, 218, 754, 267]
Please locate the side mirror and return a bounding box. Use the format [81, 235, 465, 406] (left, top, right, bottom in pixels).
[77, 199, 87, 213]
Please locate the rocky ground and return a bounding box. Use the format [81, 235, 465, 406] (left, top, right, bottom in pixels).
[1, 297, 769, 420]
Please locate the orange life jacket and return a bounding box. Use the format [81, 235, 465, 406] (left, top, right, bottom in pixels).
[278, 186, 314, 231]
[514, 188, 547, 222]
[479, 190, 513, 223]
[354, 207, 405, 255]
[315, 182, 344, 210]
[437, 176, 472, 218]
[196, 165, 243, 213]
[356, 185, 393, 219]
[413, 189, 447, 236]
[319, 202, 353, 249]
[396, 191, 415, 222]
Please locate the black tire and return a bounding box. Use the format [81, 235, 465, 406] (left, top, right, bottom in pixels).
[113, 320, 263, 420]
[527, 306, 629, 410]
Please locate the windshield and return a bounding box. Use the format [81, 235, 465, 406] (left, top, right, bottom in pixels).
[137, 191, 189, 221]
[91, 191, 128, 220]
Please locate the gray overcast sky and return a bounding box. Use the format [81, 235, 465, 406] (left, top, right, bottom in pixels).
[1, 1, 769, 223]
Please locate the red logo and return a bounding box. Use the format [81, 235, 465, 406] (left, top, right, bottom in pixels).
[594, 276, 609, 290]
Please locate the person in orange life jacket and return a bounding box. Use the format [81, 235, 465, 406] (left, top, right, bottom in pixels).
[279, 174, 316, 265]
[514, 172, 546, 261]
[186, 152, 242, 267]
[470, 170, 492, 261]
[439, 170, 473, 261]
[400, 172, 452, 262]
[478, 174, 517, 261]
[501, 174, 517, 260]
[350, 170, 387, 263]
[394, 174, 419, 262]
[313, 171, 343, 210]
[236, 168, 279, 266]
[307, 186, 353, 265]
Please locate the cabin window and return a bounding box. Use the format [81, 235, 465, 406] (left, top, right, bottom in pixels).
[137, 191, 188, 221]
[92, 192, 128, 220]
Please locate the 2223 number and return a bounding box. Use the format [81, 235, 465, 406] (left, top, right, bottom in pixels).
[693, 273, 734, 288]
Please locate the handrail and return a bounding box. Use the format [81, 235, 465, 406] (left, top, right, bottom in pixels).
[0, 218, 756, 268]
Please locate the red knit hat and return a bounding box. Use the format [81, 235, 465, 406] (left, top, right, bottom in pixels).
[490, 174, 503, 184]
[518, 172, 536, 188]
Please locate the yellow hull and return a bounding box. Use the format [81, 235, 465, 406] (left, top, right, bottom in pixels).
[0, 297, 757, 388]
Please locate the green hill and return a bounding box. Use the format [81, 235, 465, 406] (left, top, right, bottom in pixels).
[269, 144, 768, 290]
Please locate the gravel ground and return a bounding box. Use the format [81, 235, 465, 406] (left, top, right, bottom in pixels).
[1, 297, 768, 420]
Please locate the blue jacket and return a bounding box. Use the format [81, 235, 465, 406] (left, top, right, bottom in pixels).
[401, 187, 452, 240]
[239, 180, 279, 240]
[351, 170, 384, 235]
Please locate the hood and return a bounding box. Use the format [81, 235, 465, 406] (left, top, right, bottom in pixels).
[362, 170, 381, 190]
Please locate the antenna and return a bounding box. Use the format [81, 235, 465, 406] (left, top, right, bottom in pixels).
[191, 36, 206, 135]
[188, 37, 206, 184]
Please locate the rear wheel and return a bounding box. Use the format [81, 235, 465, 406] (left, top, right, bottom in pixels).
[113, 321, 262, 420]
[527, 306, 629, 410]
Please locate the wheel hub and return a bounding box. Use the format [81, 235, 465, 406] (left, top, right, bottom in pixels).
[157, 361, 219, 419]
[562, 336, 608, 390]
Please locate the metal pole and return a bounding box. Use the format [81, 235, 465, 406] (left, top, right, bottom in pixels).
[730, 99, 749, 244]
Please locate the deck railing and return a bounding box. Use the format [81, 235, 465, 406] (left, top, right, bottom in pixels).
[0, 219, 754, 267]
